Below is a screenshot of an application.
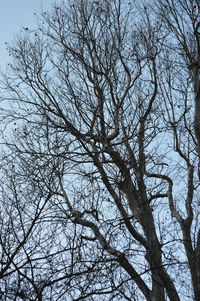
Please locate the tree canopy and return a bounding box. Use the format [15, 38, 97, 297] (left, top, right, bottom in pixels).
[0, 0, 200, 300]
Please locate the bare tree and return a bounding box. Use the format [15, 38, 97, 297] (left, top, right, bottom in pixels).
[153, 0, 200, 158]
[0, 0, 199, 300]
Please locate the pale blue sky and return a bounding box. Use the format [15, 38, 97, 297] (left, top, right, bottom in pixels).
[0, 0, 58, 70]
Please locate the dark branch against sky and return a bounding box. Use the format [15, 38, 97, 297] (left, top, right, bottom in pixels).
[0, 0, 58, 70]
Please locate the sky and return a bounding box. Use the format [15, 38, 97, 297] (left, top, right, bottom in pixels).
[0, 0, 58, 71]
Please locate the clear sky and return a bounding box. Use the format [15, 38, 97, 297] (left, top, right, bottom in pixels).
[0, 0, 58, 71]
